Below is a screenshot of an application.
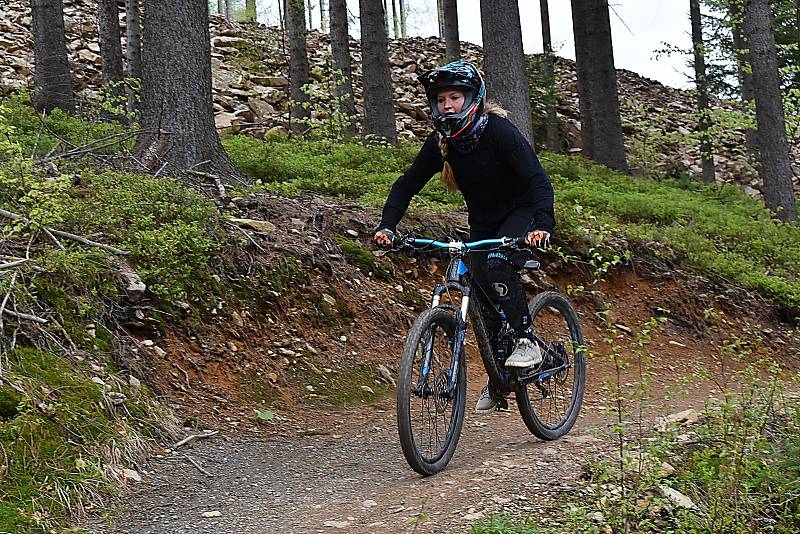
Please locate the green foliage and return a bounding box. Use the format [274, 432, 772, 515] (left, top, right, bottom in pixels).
[544, 152, 800, 308]
[291, 56, 356, 141]
[0, 91, 126, 158]
[0, 348, 175, 532]
[226, 132, 800, 307]
[224, 134, 462, 208]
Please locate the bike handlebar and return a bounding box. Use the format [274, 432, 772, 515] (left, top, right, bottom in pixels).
[388, 235, 527, 254]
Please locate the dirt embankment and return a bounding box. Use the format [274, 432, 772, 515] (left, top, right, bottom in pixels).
[79, 192, 800, 533]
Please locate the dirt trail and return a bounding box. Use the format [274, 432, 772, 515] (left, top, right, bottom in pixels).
[90, 350, 722, 534]
[100, 394, 609, 533]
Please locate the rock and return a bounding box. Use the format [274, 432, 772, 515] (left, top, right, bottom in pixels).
[231, 310, 245, 327]
[128, 375, 141, 388]
[122, 468, 142, 483]
[92, 376, 106, 386]
[377, 364, 396, 386]
[589, 511, 604, 522]
[119, 263, 147, 298]
[362, 499, 378, 508]
[214, 111, 238, 130]
[659, 485, 701, 511]
[229, 217, 277, 233]
[666, 408, 700, 425]
[323, 520, 351, 529]
[201, 510, 222, 518]
[152, 346, 167, 358]
[360, 385, 375, 394]
[250, 75, 289, 87]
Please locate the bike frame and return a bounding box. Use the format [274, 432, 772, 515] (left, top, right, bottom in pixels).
[408, 237, 571, 397]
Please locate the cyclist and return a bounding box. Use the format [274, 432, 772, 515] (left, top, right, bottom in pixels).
[373, 60, 556, 413]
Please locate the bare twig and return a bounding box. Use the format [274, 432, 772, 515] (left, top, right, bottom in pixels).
[0, 271, 17, 331]
[224, 221, 266, 252]
[2, 308, 48, 324]
[173, 363, 190, 388]
[183, 454, 213, 477]
[41, 227, 65, 250]
[0, 259, 28, 270]
[172, 430, 219, 449]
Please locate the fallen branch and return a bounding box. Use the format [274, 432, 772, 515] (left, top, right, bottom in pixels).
[0, 272, 17, 331]
[0, 259, 28, 270]
[172, 430, 219, 449]
[0, 208, 128, 255]
[186, 170, 229, 200]
[2, 308, 48, 324]
[183, 454, 213, 477]
[224, 221, 266, 252]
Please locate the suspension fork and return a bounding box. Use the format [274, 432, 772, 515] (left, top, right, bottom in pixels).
[422, 282, 471, 397]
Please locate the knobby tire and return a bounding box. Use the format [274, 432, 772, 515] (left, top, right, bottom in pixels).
[397, 307, 466, 476]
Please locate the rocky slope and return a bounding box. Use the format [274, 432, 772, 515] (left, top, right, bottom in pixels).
[1, 0, 798, 197]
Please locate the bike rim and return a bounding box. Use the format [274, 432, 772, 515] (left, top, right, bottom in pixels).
[408, 322, 460, 463]
[524, 305, 582, 428]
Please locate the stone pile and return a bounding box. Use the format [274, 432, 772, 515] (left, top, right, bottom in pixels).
[1, 0, 797, 196]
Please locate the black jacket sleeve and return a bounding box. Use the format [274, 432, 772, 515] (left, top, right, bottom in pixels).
[497, 119, 556, 233]
[378, 134, 443, 231]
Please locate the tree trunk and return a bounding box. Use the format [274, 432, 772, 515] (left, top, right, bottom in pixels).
[245, 0, 257, 20]
[540, 0, 559, 152]
[399, 0, 406, 37]
[383, 0, 389, 36]
[391, 0, 399, 38]
[570, 0, 627, 172]
[99, 0, 124, 109]
[442, 0, 459, 61]
[329, 0, 355, 134]
[690, 0, 715, 183]
[730, 0, 758, 160]
[285, 0, 311, 133]
[306, 0, 313, 29]
[571, 0, 594, 158]
[225, 0, 234, 20]
[30, 0, 75, 113]
[437, 0, 444, 37]
[217, 0, 224, 14]
[278, 0, 284, 29]
[134, 0, 239, 178]
[359, 0, 397, 143]
[744, 0, 797, 220]
[320, 0, 328, 31]
[126, 0, 143, 112]
[479, 0, 533, 144]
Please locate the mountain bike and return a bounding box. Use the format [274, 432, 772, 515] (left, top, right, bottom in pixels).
[389, 235, 586, 476]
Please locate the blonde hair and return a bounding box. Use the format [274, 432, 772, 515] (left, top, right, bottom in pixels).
[439, 102, 508, 192]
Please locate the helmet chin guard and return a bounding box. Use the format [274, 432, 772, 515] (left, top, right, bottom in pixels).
[418, 61, 486, 139]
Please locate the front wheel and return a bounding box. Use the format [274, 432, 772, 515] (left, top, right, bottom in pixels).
[397, 307, 467, 475]
[515, 291, 586, 440]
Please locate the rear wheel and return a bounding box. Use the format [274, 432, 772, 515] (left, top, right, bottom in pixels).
[515, 292, 586, 440]
[397, 307, 466, 475]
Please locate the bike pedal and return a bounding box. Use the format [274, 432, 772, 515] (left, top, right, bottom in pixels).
[495, 398, 510, 411]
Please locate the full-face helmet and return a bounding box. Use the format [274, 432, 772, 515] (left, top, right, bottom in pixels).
[418, 60, 486, 139]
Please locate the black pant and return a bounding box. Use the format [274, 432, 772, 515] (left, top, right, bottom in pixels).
[468, 208, 533, 339]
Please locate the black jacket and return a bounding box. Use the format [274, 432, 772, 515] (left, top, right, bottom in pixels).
[379, 114, 555, 235]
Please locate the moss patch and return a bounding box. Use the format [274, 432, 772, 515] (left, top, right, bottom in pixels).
[0, 348, 174, 532]
[291, 362, 392, 409]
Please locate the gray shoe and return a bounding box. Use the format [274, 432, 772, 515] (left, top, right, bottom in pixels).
[504, 338, 543, 369]
[475, 384, 498, 413]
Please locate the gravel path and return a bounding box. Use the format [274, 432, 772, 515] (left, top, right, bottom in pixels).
[90, 399, 608, 534]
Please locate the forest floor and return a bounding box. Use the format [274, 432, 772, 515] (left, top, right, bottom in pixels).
[78, 194, 799, 533]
